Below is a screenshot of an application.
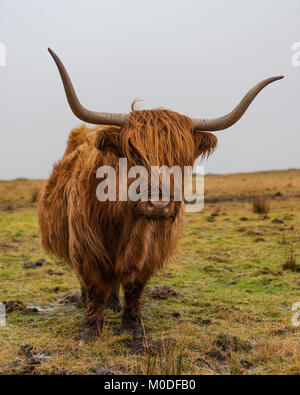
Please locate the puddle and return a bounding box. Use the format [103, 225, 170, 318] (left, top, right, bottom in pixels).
[27, 305, 55, 313]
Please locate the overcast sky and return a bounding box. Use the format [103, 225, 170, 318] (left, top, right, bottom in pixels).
[0, 0, 299, 179]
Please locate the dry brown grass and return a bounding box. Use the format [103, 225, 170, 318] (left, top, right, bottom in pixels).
[204, 169, 300, 201]
[0, 179, 45, 209]
[30, 188, 40, 204]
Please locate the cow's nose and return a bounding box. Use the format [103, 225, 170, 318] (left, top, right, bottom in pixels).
[146, 200, 171, 217]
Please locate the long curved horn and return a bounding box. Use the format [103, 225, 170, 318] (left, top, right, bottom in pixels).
[48, 48, 128, 126]
[193, 76, 284, 131]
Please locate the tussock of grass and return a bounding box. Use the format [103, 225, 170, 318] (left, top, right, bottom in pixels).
[282, 245, 300, 272]
[253, 197, 270, 214]
[30, 188, 40, 204]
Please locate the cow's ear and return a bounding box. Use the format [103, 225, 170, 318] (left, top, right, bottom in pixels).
[193, 131, 218, 159]
[95, 127, 121, 154]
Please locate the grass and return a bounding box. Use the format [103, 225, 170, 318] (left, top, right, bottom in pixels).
[253, 197, 270, 214]
[283, 244, 300, 272]
[0, 170, 300, 375]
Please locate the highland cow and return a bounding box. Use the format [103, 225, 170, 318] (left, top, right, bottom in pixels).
[38, 48, 282, 342]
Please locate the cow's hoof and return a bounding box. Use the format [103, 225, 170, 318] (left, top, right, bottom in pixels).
[120, 316, 143, 337]
[80, 321, 103, 344]
[106, 296, 122, 312]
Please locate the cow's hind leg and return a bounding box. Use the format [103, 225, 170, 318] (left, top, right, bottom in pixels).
[106, 283, 122, 312]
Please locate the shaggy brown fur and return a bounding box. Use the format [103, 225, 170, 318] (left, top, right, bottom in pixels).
[38, 109, 217, 340]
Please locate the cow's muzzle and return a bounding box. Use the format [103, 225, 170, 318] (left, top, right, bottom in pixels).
[132, 200, 174, 219]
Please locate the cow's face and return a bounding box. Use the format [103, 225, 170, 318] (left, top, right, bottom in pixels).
[96, 109, 217, 221]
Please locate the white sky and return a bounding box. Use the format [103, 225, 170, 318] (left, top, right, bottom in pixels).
[0, 0, 299, 179]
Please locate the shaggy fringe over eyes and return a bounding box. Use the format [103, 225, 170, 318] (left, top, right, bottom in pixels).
[120, 108, 195, 169]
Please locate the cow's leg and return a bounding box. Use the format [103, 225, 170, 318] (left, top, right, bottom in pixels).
[80, 285, 88, 307]
[80, 284, 112, 343]
[106, 283, 122, 312]
[121, 272, 151, 336]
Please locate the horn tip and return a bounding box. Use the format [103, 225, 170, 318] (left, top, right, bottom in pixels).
[48, 48, 56, 58]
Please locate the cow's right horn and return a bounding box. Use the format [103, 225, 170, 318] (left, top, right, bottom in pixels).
[192, 76, 284, 132]
[48, 48, 128, 126]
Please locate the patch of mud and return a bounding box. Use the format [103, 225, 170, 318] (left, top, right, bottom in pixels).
[205, 334, 252, 370]
[3, 300, 26, 313]
[1, 300, 54, 315]
[271, 327, 299, 336]
[145, 286, 178, 299]
[23, 259, 45, 269]
[0, 345, 53, 374]
[19, 344, 34, 358]
[279, 226, 294, 232]
[272, 218, 284, 224]
[205, 348, 227, 363]
[213, 334, 252, 353]
[56, 290, 84, 308]
[19, 344, 52, 361]
[122, 336, 176, 355]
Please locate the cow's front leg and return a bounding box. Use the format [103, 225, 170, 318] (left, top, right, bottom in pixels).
[80, 285, 112, 343]
[121, 274, 150, 337]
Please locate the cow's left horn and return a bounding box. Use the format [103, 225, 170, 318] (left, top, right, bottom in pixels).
[192, 76, 284, 131]
[48, 48, 128, 126]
